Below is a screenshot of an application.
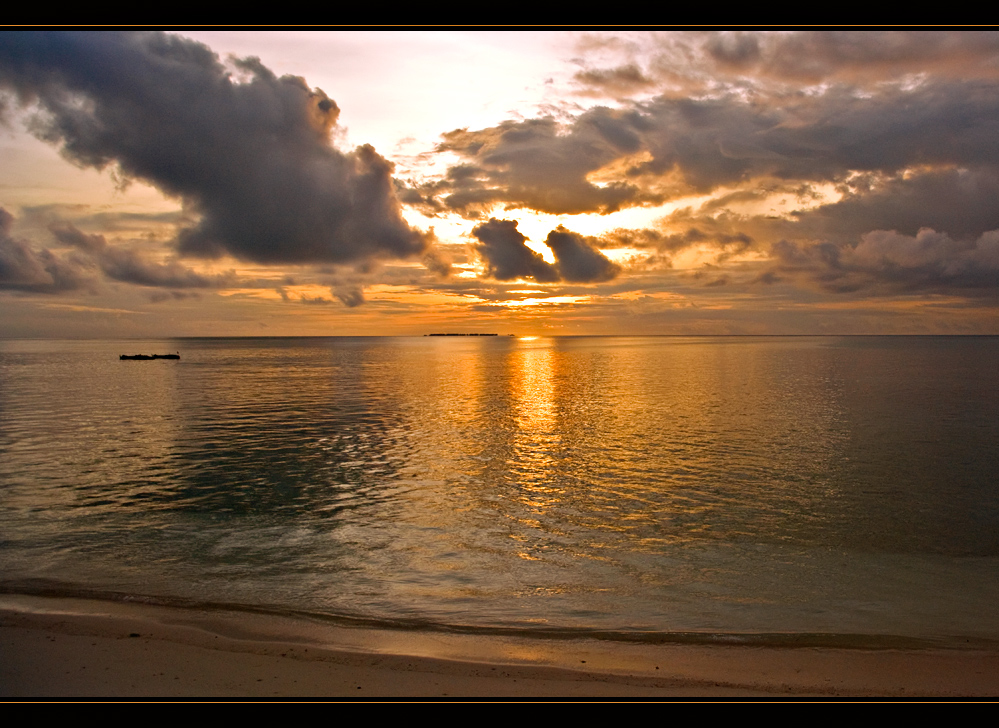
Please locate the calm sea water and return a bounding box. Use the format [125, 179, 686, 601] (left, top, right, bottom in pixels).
[1, 336, 998, 645]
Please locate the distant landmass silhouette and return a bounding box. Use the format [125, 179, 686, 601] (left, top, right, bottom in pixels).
[119, 354, 180, 360]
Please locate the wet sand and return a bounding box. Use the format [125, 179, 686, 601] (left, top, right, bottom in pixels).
[2, 594, 997, 698]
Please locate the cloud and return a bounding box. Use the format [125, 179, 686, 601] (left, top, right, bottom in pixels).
[471, 219, 620, 284]
[626, 80, 999, 195]
[420, 49, 999, 304]
[0, 209, 95, 293]
[148, 290, 200, 303]
[471, 218, 558, 282]
[0, 31, 428, 266]
[705, 30, 999, 83]
[98, 246, 230, 289]
[48, 221, 107, 254]
[432, 111, 653, 215]
[421, 247, 452, 278]
[334, 285, 365, 307]
[573, 64, 655, 96]
[703, 31, 762, 70]
[604, 220, 754, 254]
[544, 226, 620, 282]
[50, 221, 231, 289]
[795, 167, 999, 243]
[769, 228, 999, 295]
[425, 43, 999, 221]
[571, 31, 999, 97]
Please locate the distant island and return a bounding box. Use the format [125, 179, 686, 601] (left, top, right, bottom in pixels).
[425, 333, 500, 336]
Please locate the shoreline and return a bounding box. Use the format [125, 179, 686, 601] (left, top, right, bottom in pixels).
[3, 595, 999, 698]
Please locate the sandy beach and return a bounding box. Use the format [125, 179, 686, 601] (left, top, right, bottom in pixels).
[2, 594, 997, 699]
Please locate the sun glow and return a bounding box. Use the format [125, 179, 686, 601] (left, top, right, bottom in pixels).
[491, 295, 590, 308]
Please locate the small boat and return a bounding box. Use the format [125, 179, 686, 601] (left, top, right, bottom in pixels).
[120, 354, 180, 360]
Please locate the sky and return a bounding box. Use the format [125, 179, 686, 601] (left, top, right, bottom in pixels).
[2, 29, 999, 338]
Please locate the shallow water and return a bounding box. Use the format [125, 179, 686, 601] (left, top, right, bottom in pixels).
[2, 336, 997, 644]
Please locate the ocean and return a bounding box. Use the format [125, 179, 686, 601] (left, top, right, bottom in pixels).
[2, 335, 998, 647]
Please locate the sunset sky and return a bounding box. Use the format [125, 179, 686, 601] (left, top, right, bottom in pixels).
[2, 30, 999, 337]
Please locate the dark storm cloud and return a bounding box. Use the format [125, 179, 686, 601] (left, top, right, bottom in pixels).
[471, 218, 558, 282]
[0, 208, 94, 293]
[0, 31, 428, 266]
[544, 226, 620, 282]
